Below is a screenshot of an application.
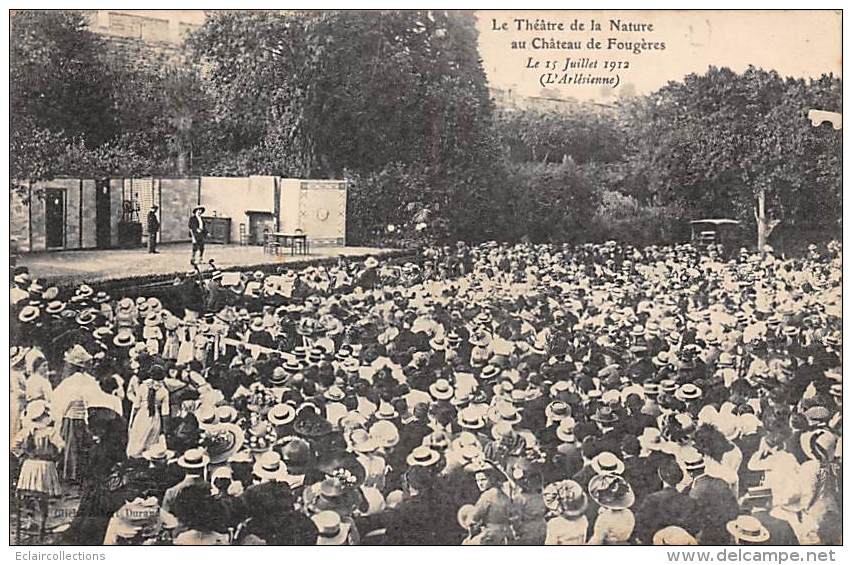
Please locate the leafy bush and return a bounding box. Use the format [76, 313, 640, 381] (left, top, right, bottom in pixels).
[499, 161, 598, 244]
[587, 190, 688, 246]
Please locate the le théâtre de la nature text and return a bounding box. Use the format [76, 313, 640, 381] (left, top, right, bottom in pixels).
[490, 16, 666, 90]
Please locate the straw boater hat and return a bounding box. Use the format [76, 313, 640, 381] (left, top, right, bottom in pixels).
[726, 515, 770, 544]
[451, 431, 482, 453]
[312, 510, 350, 545]
[451, 388, 473, 407]
[716, 352, 735, 368]
[18, 305, 40, 323]
[324, 385, 346, 402]
[113, 328, 136, 348]
[591, 452, 625, 475]
[675, 383, 703, 402]
[92, 325, 112, 341]
[424, 430, 452, 451]
[679, 447, 705, 474]
[75, 309, 97, 326]
[429, 335, 446, 351]
[266, 366, 288, 387]
[555, 417, 577, 443]
[590, 405, 618, 425]
[283, 358, 303, 374]
[488, 402, 522, 426]
[546, 401, 572, 422]
[406, 446, 441, 467]
[800, 429, 838, 461]
[446, 331, 462, 347]
[45, 300, 66, 315]
[252, 451, 288, 482]
[144, 311, 162, 327]
[643, 382, 660, 397]
[374, 402, 399, 421]
[197, 407, 219, 428]
[192, 205, 205, 214]
[458, 406, 486, 430]
[308, 347, 326, 364]
[588, 473, 635, 510]
[660, 379, 678, 394]
[341, 357, 360, 374]
[429, 379, 454, 401]
[142, 438, 176, 463]
[116, 297, 134, 312]
[249, 317, 265, 332]
[177, 447, 210, 470]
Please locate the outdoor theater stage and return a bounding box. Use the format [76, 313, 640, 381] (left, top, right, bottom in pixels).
[17, 243, 403, 287]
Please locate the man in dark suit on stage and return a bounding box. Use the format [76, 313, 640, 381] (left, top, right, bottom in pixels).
[188, 205, 207, 265]
[147, 205, 160, 254]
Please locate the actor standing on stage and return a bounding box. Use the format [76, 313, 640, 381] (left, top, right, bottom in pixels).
[147, 205, 160, 254]
[188, 206, 207, 265]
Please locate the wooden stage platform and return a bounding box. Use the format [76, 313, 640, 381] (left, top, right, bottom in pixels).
[17, 243, 405, 287]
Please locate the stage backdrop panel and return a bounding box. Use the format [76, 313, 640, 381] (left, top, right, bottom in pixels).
[201, 176, 276, 244]
[81, 180, 98, 249]
[279, 179, 347, 246]
[159, 178, 201, 243]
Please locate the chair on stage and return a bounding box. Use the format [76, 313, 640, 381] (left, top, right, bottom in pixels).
[291, 228, 308, 255]
[262, 229, 281, 255]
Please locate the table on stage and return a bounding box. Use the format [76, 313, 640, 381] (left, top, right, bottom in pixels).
[270, 232, 309, 255]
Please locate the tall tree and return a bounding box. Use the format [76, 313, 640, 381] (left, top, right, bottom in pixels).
[187, 10, 496, 178]
[619, 66, 841, 249]
[10, 10, 116, 148]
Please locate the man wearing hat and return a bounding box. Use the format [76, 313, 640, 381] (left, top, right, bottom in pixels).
[162, 447, 209, 513]
[188, 205, 207, 265]
[739, 486, 799, 545]
[683, 447, 739, 544]
[147, 205, 160, 254]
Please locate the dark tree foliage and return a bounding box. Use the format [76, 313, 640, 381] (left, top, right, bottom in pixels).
[187, 10, 496, 179]
[10, 11, 117, 149]
[618, 66, 841, 246]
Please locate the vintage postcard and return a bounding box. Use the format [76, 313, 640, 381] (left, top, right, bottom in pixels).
[7, 8, 842, 548]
